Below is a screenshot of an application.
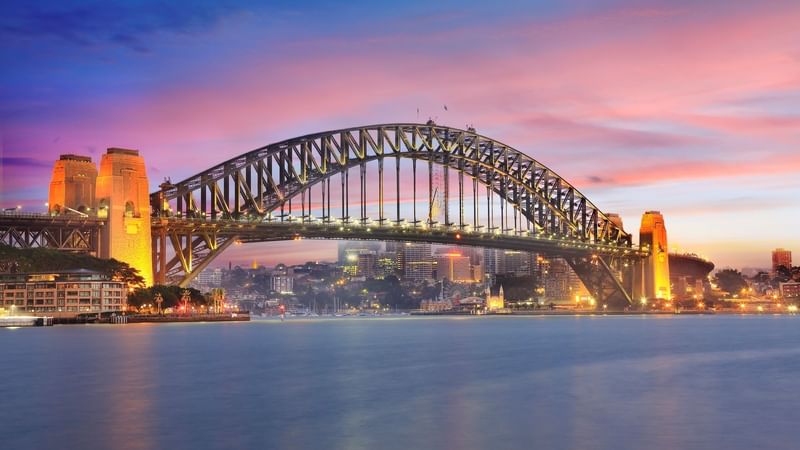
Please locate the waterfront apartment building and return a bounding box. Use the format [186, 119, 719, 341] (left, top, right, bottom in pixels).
[772, 248, 792, 274]
[0, 270, 127, 314]
[780, 282, 800, 298]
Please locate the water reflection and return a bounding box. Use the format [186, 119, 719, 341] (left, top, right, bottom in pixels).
[2, 316, 800, 450]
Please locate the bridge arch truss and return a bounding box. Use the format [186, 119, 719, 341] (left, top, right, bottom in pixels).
[151, 123, 644, 307]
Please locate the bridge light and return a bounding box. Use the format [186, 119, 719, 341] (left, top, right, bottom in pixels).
[455, 233, 461, 240]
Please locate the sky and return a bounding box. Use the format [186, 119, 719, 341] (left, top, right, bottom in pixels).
[1, 0, 799, 270]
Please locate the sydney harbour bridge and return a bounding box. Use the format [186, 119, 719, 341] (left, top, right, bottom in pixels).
[2, 122, 667, 309]
[150, 122, 646, 308]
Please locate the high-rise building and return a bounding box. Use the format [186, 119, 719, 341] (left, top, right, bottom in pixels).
[542, 257, 587, 302]
[483, 248, 531, 276]
[503, 251, 532, 276]
[434, 249, 473, 282]
[376, 253, 397, 279]
[483, 248, 499, 275]
[271, 264, 294, 294]
[338, 241, 381, 264]
[402, 243, 433, 282]
[357, 251, 377, 278]
[772, 248, 792, 273]
[639, 211, 671, 300]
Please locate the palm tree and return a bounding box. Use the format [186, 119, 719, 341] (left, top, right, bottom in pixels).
[210, 288, 225, 314]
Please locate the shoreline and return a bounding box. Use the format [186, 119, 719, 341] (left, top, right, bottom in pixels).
[5, 310, 798, 327]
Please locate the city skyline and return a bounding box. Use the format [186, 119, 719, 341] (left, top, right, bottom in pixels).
[2, 0, 799, 269]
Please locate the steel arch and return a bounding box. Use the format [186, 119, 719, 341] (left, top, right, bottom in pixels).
[151, 122, 641, 306]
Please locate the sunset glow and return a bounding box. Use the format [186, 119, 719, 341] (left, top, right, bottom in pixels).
[2, 0, 798, 269]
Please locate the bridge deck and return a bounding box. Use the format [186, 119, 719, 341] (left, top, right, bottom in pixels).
[152, 217, 647, 258]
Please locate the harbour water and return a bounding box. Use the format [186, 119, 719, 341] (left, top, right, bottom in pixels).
[2, 315, 799, 449]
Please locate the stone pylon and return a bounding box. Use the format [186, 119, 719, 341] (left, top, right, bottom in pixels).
[48, 154, 97, 215]
[95, 148, 153, 286]
[639, 211, 671, 300]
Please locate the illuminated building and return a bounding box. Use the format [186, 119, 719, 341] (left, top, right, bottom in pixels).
[483, 248, 532, 276]
[541, 257, 587, 302]
[376, 253, 397, 279]
[485, 285, 505, 311]
[772, 248, 792, 273]
[0, 271, 126, 315]
[48, 154, 97, 215]
[357, 251, 377, 278]
[271, 263, 294, 294]
[434, 249, 472, 282]
[503, 251, 531, 276]
[483, 248, 499, 275]
[780, 282, 800, 298]
[47, 149, 153, 285]
[338, 241, 381, 264]
[192, 267, 223, 290]
[420, 298, 453, 312]
[341, 249, 359, 276]
[639, 211, 671, 300]
[401, 243, 433, 282]
[95, 148, 153, 286]
[471, 260, 484, 283]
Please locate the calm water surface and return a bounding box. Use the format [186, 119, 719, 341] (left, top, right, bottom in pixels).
[2, 315, 800, 449]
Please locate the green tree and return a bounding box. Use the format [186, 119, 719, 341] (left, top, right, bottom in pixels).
[210, 287, 225, 313]
[714, 269, 748, 296]
[0, 244, 144, 286]
[127, 285, 205, 309]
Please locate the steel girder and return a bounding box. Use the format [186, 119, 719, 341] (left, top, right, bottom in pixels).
[0, 215, 102, 253]
[151, 123, 639, 303]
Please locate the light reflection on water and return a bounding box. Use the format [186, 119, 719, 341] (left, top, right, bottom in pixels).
[2, 315, 799, 450]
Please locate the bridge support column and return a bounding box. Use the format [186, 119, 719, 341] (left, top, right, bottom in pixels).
[152, 223, 167, 285]
[638, 211, 671, 301]
[96, 148, 153, 286]
[567, 255, 636, 310]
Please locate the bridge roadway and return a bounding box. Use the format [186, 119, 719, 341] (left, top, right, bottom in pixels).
[153, 216, 648, 259]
